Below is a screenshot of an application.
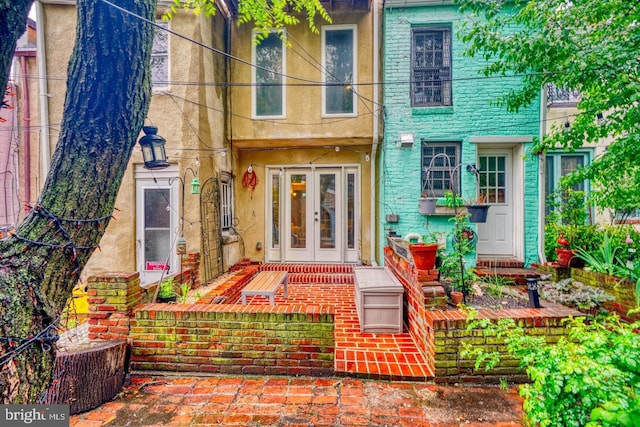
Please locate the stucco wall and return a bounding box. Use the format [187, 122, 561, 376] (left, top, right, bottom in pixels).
[40, 3, 231, 283]
[380, 4, 540, 265]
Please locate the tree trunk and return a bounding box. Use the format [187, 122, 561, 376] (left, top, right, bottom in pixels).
[0, 0, 156, 403]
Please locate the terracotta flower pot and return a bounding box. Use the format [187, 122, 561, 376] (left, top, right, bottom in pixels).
[450, 291, 463, 305]
[409, 243, 438, 270]
[555, 248, 575, 267]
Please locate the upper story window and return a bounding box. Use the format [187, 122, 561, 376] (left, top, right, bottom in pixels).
[151, 21, 169, 90]
[421, 141, 461, 197]
[253, 32, 286, 118]
[412, 27, 452, 107]
[322, 25, 357, 116]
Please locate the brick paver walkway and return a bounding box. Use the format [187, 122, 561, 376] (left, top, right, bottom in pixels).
[70, 375, 525, 426]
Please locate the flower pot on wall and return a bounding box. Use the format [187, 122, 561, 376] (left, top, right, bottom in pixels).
[419, 197, 438, 215]
[466, 205, 489, 223]
[408, 243, 438, 270]
[555, 248, 575, 267]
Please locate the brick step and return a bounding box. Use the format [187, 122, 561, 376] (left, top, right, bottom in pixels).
[476, 258, 525, 268]
[287, 272, 354, 285]
[259, 263, 356, 275]
[474, 266, 540, 286]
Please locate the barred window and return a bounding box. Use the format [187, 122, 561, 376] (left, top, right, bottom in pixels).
[411, 27, 452, 107]
[151, 21, 169, 90]
[220, 172, 233, 231]
[421, 142, 460, 197]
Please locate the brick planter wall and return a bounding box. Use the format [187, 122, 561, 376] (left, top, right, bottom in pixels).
[570, 268, 639, 322]
[129, 304, 335, 376]
[427, 307, 579, 383]
[385, 244, 582, 382]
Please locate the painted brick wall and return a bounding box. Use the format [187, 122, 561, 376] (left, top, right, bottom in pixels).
[128, 304, 335, 376]
[380, 4, 541, 266]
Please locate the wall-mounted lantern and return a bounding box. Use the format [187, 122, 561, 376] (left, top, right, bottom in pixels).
[138, 126, 169, 170]
[190, 177, 200, 194]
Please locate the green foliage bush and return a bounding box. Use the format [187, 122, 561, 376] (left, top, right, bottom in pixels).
[463, 311, 640, 427]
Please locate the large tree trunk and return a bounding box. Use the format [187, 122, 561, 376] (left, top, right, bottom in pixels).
[0, 0, 156, 403]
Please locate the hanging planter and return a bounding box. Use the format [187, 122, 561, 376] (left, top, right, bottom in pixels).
[466, 205, 489, 223]
[419, 197, 438, 214]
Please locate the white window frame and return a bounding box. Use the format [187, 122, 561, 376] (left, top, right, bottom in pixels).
[321, 25, 357, 118]
[251, 30, 286, 119]
[220, 172, 233, 233]
[151, 21, 169, 92]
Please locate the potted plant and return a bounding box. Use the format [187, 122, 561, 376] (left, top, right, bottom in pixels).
[555, 231, 575, 267]
[439, 214, 477, 304]
[408, 233, 439, 271]
[465, 192, 490, 223]
[419, 166, 439, 215]
[157, 277, 178, 303]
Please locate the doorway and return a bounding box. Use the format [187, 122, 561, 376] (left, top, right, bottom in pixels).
[267, 166, 359, 263]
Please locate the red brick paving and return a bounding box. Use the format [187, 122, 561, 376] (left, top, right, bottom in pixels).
[70, 375, 525, 426]
[230, 272, 434, 380]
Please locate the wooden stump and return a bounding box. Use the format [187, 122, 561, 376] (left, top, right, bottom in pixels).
[42, 340, 130, 414]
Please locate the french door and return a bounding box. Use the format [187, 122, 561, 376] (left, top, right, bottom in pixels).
[267, 166, 359, 263]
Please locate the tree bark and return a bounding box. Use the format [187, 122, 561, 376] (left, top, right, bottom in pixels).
[0, 0, 156, 403]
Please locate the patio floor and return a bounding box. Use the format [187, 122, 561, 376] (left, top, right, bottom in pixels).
[218, 276, 434, 381]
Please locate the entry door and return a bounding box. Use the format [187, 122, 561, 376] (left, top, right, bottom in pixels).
[476, 150, 514, 257]
[283, 168, 342, 262]
[135, 166, 179, 285]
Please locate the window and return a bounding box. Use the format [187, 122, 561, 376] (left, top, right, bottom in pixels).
[253, 32, 285, 118]
[151, 21, 169, 90]
[421, 142, 460, 197]
[545, 152, 590, 217]
[322, 26, 356, 116]
[412, 27, 452, 107]
[220, 172, 233, 232]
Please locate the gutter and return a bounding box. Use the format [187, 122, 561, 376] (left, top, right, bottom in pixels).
[35, 1, 51, 177]
[370, 0, 380, 266]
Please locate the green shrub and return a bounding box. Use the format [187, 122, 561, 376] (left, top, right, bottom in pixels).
[463, 310, 640, 427]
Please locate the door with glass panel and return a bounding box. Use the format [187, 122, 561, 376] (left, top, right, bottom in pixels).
[268, 167, 354, 262]
[135, 168, 179, 285]
[476, 150, 514, 256]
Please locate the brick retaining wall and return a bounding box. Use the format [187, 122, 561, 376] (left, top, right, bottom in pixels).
[128, 303, 335, 376]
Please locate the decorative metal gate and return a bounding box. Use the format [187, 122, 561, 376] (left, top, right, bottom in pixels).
[200, 175, 223, 284]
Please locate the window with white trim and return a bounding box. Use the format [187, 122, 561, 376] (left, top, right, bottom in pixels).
[421, 142, 460, 197]
[151, 21, 169, 90]
[322, 26, 356, 116]
[253, 32, 285, 118]
[220, 172, 233, 232]
[411, 26, 452, 107]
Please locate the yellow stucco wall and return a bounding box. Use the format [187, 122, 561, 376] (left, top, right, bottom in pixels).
[40, 3, 233, 282]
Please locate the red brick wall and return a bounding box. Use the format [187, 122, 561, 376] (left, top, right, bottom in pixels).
[128, 303, 335, 376]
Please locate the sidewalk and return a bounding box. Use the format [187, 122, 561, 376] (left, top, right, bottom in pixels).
[70, 374, 525, 426]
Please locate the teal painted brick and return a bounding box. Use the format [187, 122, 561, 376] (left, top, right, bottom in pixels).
[380, 4, 540, 266]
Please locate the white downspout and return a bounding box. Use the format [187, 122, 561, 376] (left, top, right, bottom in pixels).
[370, 0, 380, 266]
[538, 85, 547, 264]
[35, 1, 51, 178]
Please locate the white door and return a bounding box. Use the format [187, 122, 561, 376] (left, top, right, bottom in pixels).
[135, 166, 179, 285]
[281, 168, 343, 262]
[476, 150, 514, 257]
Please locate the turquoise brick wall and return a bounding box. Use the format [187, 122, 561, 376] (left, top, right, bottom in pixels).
[379, 4, 540, 266]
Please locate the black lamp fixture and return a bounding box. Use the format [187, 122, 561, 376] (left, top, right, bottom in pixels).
[138, 125, 169, 170]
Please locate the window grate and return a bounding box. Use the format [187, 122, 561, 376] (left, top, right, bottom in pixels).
[412, 27, 452, 107]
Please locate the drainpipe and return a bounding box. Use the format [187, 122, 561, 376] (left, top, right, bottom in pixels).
[19, 56, 31, 205]
[538, 85, 547, 264]
[370, 0, 380, 266]
[35, 1, 51, 178]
